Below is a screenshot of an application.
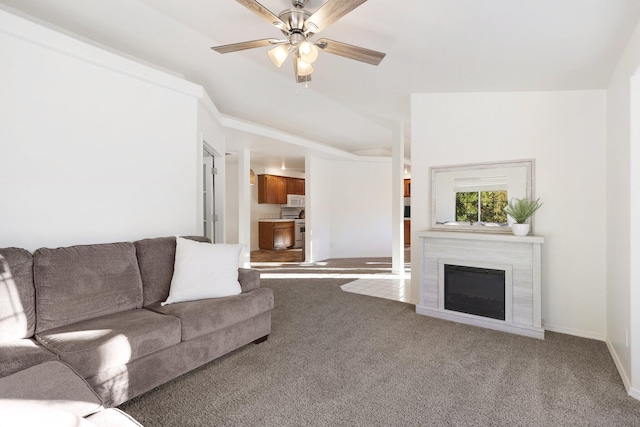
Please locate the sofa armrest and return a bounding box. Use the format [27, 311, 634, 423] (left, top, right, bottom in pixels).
[238, 268, 260, 293]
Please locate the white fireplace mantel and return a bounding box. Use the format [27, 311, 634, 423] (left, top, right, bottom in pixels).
[416, 231, 544, 339]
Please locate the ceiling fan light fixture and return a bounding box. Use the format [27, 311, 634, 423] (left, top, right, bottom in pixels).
[298, 41, 319, 64]
[296, 58, 314, 76]
[267, 44, 290, 68]
[211, 0, 387, 83]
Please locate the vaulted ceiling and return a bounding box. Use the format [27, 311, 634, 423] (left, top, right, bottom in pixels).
[2, 0, 640, 168]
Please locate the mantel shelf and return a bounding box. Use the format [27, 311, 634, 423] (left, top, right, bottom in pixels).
[417, 230, 544, 244]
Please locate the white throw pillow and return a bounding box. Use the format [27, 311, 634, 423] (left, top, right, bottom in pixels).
[162, 238, 243, 306]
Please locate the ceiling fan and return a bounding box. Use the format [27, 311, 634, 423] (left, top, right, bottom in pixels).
[211, 0, 386, 83]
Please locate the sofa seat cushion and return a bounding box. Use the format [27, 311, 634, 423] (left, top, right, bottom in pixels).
[0, 338, 57, 378]
[36, 309, 181, 378]
[0, 361, 102, 417]
[147, 287, 274, 341]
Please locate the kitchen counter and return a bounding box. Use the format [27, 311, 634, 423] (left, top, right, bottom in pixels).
[258, 219, 294, 223]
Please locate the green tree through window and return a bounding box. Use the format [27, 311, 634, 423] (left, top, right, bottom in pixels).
[455, 192, 478, 222]
[456, 191, 508, 223]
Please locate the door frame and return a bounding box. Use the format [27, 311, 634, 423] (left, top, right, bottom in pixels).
[201, 136, 225, 243]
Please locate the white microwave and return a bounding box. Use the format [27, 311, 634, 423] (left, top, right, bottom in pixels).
[285, 194, 305, 207]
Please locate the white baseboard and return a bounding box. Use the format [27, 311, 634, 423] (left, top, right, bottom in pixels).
[544, 324, 606, 341]
[606, 339, 632, 393]
[546, 334, 640, 403]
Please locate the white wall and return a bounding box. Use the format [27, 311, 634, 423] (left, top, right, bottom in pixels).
[0, 10, 203, 251]
[607, 18, 640, 397]
[224, 161, 240, 244]
[306, 156, 332, 262]
[328, 159, 393, 258]
[631, 72, 640, 400]
[411, 91, 607, 339]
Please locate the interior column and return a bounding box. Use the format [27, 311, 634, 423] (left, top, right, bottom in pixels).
[238, 149, 251, 268]
[392, 121, 405, 274]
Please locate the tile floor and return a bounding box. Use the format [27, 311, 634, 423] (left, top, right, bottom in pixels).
[340, 274, 416, 304]
[253, 251, 416, 305]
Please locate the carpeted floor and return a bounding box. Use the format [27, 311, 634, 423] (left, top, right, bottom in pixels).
[120, 264, 640, 426]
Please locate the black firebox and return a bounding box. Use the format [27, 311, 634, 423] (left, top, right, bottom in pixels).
[444, 264, 506, 321]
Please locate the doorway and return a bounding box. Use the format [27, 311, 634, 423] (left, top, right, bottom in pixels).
[203, 148, 216, 242]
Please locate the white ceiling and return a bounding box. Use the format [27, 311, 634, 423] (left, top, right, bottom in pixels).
[3, 0, 640, 169]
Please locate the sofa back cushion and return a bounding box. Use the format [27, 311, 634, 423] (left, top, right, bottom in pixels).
[134, 236, 209, 306]
[0, 248, 36, 341]
[33, 242, 143, 333]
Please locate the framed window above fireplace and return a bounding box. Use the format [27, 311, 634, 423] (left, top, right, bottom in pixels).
[455, 190, 508, 224]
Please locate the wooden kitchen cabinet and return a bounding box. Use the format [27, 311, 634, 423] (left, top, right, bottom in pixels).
[259, 221, 294, 250]
[404, 179, 411, 197]
[287, 178, 305, 195]
[404, 219, 411, 246]
[259, 174, 305, 203]
[258, 175, 287, 204]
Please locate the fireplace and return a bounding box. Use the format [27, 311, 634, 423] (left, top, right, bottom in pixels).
[444, 265, 505, 320]
[416, 231, 544, 339]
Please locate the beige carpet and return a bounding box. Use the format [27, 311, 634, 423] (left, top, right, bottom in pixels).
[120, 260, 640, 426]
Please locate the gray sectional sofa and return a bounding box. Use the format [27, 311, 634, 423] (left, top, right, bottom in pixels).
[0, 236, 274, 422]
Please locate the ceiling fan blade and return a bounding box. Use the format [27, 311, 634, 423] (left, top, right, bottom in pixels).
[211, 38, 278, 54]
[235, 0, 288, 31]
[305, 0, 367, 34]
[316, 38, 386, 66]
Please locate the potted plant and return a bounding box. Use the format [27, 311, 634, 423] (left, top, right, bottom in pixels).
[503, 197, 542, 236]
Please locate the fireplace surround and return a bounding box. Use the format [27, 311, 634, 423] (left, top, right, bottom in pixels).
[416, 231, 544, 339]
